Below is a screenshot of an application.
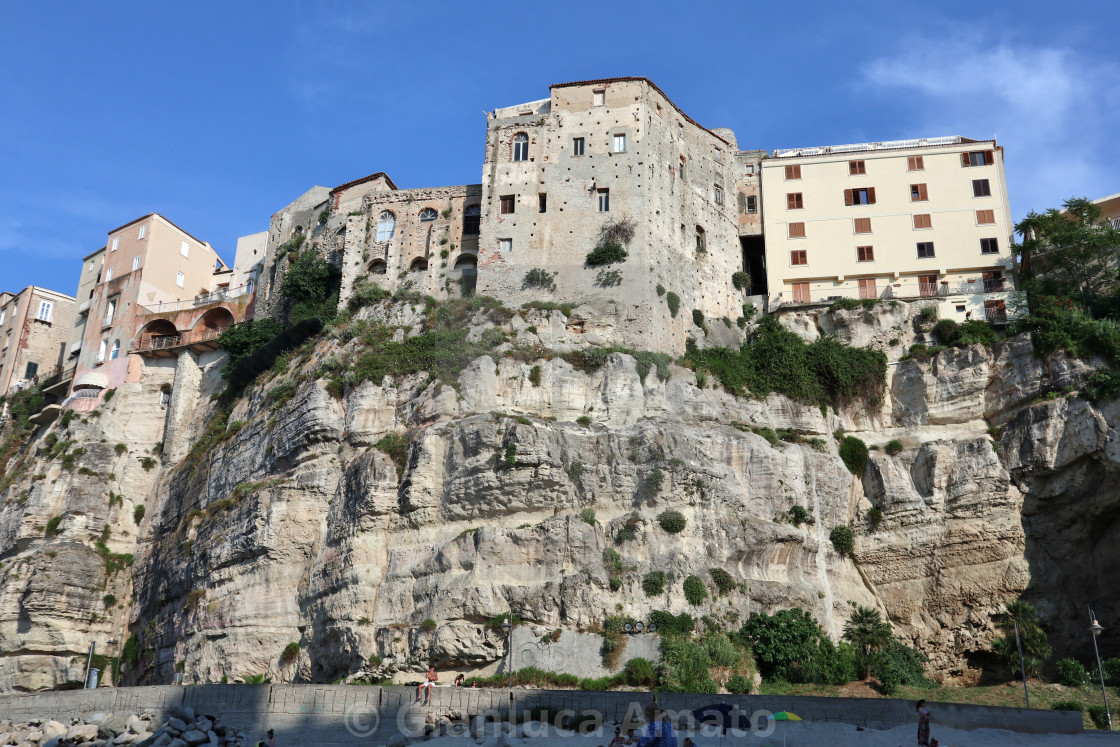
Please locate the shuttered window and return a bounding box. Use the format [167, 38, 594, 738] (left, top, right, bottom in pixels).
[907, 156, 924, 171]
[962, 150, 995, 166]
[858, 278, 877, 300]
[854, 218, 871, 234]
[849, 160, 866, 175]
[788, 222, 806, 238]
[786, 193, 803, 209]
[910, 183, 929, 201]
[844, 188, 875, 205]
[790, 250, 807, 266]
[976, 209, 996, 225]
[973, 179, 992, 197]
[792, 283, 810, 303]
[913, 214, 932, 229]
[857, 246, 874, 262]
[916, 242, 936, 258]
[785, 164, 802, 180]
[500, 195, 515, 214]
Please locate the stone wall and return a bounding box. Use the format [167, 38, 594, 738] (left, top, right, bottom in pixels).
[0, 685, 1083, 742]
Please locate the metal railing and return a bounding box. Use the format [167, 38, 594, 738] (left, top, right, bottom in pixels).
[777, 276, 1011, 308]
[132, 327, 223, 353]
[984, 307, 1009, 324]
[139, 284, 253, 315]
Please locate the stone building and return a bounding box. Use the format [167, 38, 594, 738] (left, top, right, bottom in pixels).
[476, 77, 747, 353]
[255, 186, 332, 320]
[0, 286, 76, 398]
[337, 181, 483, 305]
[759, 136, 1016, 323]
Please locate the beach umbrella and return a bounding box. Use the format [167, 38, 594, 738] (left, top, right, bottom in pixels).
[770, 711, 802, 721]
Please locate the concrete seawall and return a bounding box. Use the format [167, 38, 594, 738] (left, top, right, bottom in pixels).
[0, 684, 1083, 745]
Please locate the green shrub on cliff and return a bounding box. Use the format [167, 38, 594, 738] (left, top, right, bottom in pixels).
[685, 316, 887, 410]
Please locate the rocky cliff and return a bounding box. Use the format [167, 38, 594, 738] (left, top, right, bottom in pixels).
[1, 300, 1117, 692]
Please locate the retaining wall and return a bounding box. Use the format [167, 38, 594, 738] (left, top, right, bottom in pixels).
[0, 684, 1083, 744]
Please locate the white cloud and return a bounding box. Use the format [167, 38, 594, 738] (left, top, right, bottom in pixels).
[861, 38, 1120, 218]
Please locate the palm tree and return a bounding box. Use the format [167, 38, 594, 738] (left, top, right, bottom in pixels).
[843, 605, 893, 680]
[993, 600, 1051, 677]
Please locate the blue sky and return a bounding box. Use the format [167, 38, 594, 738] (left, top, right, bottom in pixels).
[1, 0, 1117, 294]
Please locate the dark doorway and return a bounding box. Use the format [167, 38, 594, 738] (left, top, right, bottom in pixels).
[741, 236, 767, 296]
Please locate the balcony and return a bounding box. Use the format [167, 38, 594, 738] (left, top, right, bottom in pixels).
[131, 327, 223, 357]
[139, 283, 253, 315]
[984, 306, 1009, 325]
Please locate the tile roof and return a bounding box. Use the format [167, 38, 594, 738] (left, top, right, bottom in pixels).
[330, 171, 399, 195]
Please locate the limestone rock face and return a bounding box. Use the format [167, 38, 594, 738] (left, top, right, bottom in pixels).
[1, 301, 1118, 692]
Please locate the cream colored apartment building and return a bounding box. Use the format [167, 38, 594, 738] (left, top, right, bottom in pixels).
[72, 213, 228, 394]
[761, 136, 1015, 322]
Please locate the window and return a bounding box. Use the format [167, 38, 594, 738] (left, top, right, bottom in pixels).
[745, 195, 757, 214]
[463, 205, 480, 235]
[786, 193, 804, 210]
[916, 242, 935, 258]
[962, 150, 995, 167]
[913, 214, 932, 229]
[111, 237, 119, 252]
[132, 255, 141, 271]
[109, 340, 120, 360]
[910, 183, 929, 201]
[714, 185, 723, 205]
[973, 179, 992, 197]
[679, 158, 686, 182]
[785, 164, 802, 180]
[98, 339, 108, 363]
[160, 386, 171, 409]
[792, 282, 810, 303]
[857, 246, 874, 262]
[176, 271, 185, 287]
[744, 164, 755, 176]
[104, 297, 117, 327]
[24, 362, 38, 379]
[0, 309, 5, 324]
[854, 217, 871, 234]
[985, 299, 1008, 323]
[919, 274, 938, 297]
[512, 133, 529, 162]
[180, 241, 190, 257]
[138, 224, 146, 239]
[983, 271, 1005, 292]
[695, 226, 706, 252]
[980, 237, 1000, 254]
[976, 209, 996, 225]
[844, 187, 876, 205]
[849, 160, 866, 175]
[376, 211, 396, 240]
[37, 301, 53, 322]
[539, 193, 547, 213]
[907, 156, 925, 171]
[573, 137, 585, 156]
[790, 249, 807, 266]
[499, 238, 513, 253]
[613, 134, 626, 153]
[500, 195, 515, 214]
[858, 278, 877, 300]
[714, 149, 722, 163]
[597, 189, 610, 212]
[419, 208, 439, 222]
[105, 267, 114, 282]
[788, 222, 806, 238]
[592, 89, 605, 107]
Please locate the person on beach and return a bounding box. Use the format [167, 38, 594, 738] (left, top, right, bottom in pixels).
[417, 666, 438, 704]
[454, 673, 465, 688]
[916, 699, 931, 746]
[608, 727, 627, 747]
[635, 710, 677, 747]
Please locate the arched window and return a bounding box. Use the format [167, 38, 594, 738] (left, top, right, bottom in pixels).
[513, 133, 529, 162]
[419, 208, 439, 222]
[160, 384, 172, 410]
[463, 204, 481, 235]
[369, 259, 387, 275]
[376, 211, 396, 241]
[409, 257, 429, 273]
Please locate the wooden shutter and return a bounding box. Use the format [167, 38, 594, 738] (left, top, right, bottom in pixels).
[984, 150, 995, 165]
[914, 214, 932, 229]
[962, 152, 971, 167]
[855, 217, 871, 233]
[977, 209, 995, 224]
[788, 222, 805, 238]
[787, 193, 796, 209]
[785, 164, 801, 179]
[867, 187, 876, 204]
[918, 183, 928, 200]
[844, 189, 854, 206]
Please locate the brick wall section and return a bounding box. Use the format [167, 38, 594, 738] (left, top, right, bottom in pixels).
[0, 685, 1083, 739]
